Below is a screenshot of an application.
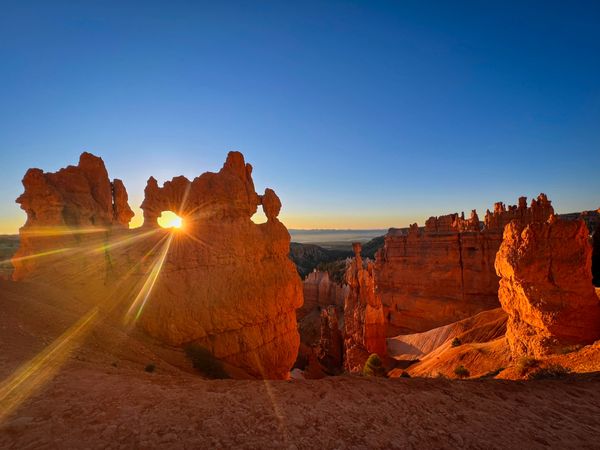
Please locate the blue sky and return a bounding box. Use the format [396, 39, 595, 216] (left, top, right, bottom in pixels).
[1, 1, 599, 232]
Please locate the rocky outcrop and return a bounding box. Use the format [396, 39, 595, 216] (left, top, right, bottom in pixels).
[134, 152, 302, 379]
[13, 151, 302, 379]
[315, 305, 344, 374]
[12, 152, 134, 285]
[299, 270, 348, 319]
[593, 209, 600, 287]
[376, 194, 554, 336]
[495, 216, 600, 358]
[344, 243, 386, 373]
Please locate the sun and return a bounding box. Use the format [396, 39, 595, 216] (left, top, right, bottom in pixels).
[157, 211, 183, 230]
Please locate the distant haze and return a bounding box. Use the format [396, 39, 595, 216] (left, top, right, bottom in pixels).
[289, 229, 386, 247]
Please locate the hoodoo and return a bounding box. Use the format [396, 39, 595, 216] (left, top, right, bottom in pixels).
[495, 216, 600, 357]
[135, 152, 303, 379]
[343, 243, 387, 372]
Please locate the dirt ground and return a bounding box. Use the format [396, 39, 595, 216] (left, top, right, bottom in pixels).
[2, 363, 600, 449]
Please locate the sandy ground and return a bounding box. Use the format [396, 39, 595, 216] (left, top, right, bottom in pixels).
[2, 280, 600, 449]
[2, 363, 600, 449]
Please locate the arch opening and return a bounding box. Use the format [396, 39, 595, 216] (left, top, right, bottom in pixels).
[158, 211, 183, 230]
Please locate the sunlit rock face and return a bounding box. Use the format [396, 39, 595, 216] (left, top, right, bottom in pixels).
[135, 151, 303, 379]
[299, 270, 348, 320]
[495, 216, 600, 358]
[12, 152, 134, 287]
[343, 243, 386, 373]
[593, 210, 600, 287]
[13, 151, 302, 379]
[375, 195, 554, 336]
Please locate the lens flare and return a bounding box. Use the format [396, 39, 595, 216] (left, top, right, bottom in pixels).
[0, 308, 99, 422]
[124, 233, 174, 325]
[158, 211, 183, 230]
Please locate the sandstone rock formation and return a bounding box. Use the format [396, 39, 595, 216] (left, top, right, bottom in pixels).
[344, 243, 386, 373]
[12, 152, 134, 286]
[315, 305, 344, 374]
[135, 152, 302, 379]
[375, 194, 554, 335]
[298, 270, 348, 319]
[495, 216, 600, 357]
[593, 209, 600, 287]
[13, 151, 302, 379]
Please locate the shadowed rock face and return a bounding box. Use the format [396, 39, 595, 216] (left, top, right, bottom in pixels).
[495, 216, 600, 358]
[593, 212, 600, 287]
[12, 152, 133, 285]
[12, 151, 302, 379]
[343, 243, 386, 373]
[375, 194, 554, 336]
[135, 152, 303, 379]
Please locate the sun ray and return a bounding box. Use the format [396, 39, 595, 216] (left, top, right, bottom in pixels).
[124, 233, 174, 325]
[19, 226, 110, 237]
[0, 229, 175, 422]
[0, 307, 99, 423]
[1, 247, 73, 265]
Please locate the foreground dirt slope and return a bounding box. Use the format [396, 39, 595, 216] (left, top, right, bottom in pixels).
[2, 364, 600, 449]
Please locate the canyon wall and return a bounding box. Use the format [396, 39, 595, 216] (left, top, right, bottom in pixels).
[495, 216, 600, 358]
[375, 195, 554, 336]
[343, 243, 387, 373]
[593, 210, 600, 286]
[298, 270, 348, 319]
[13, 152, 302, 379]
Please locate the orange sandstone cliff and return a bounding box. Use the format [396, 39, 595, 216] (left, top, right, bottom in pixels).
[12, 152, 302, 379]
[375, 195, 554, 335]
[495, 216, 600, 358]
[298, 270, 348, 320]
[343, 243, 386, 372]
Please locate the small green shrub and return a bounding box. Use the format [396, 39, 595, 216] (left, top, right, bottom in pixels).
[517, 356, 538, 376]
[451, 337, 461, 347]
[527, 364, 571, 380]
[144, 363, 155, 373]
[454, 365, 470, 378]
[184, 344, 230, 379]
[363, 353, 386, 377]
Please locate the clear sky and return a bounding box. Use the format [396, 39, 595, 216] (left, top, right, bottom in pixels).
[1, 1, 599, 233]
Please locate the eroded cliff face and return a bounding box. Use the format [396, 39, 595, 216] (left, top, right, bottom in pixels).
[134, 152, 302, 379]
[375, 195, 554, 336]
[12, 152, 134, 290]
[495, 216, 600, 358]
[299, 270, 348, 320]
[593, 210, 600, 287]
[13, 152, 302, 379]
[343, 243, 386, 373]
[315, 305, 344, 375]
